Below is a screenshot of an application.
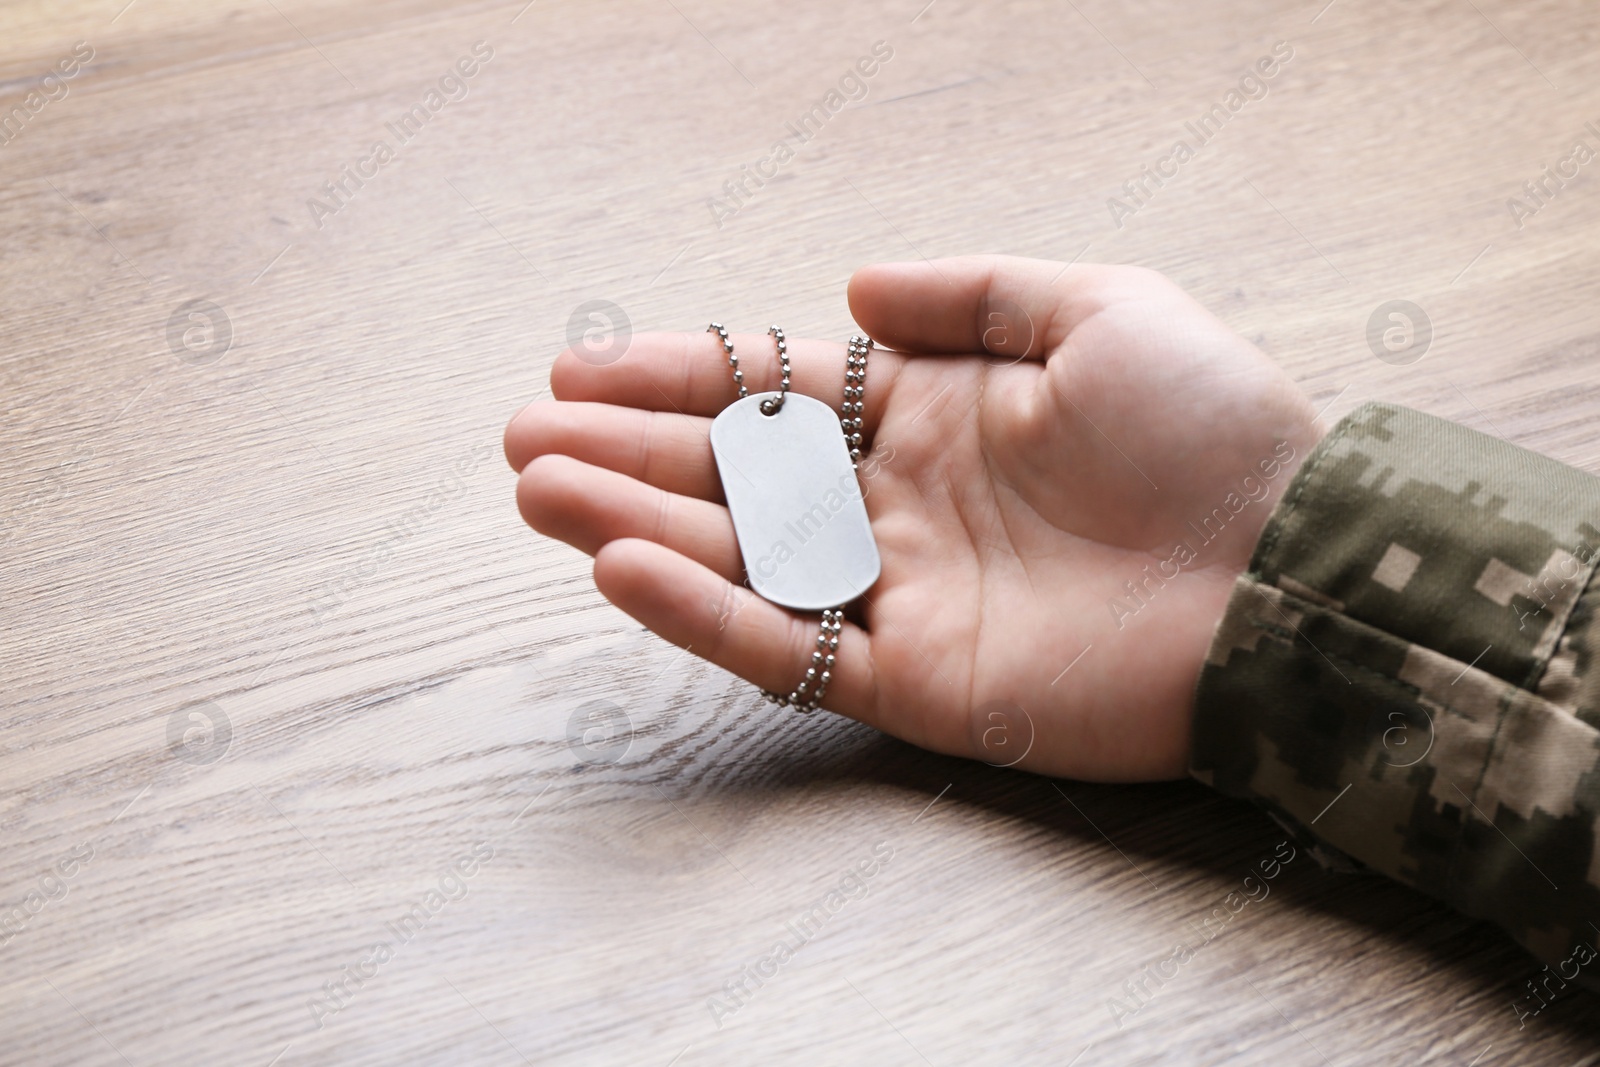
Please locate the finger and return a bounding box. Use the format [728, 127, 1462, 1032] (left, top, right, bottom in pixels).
[504, 400, 724, 502]
[593, 537, 878, 723]
[847, 255, 1179, 359]
[550, 330, 901, 432]
[517, 455, 743, 582]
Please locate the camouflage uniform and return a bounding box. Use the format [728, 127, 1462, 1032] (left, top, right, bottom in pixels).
[1192, 402, 1600, 971]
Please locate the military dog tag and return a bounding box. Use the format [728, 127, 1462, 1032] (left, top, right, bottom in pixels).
[710, 392, 881, 611]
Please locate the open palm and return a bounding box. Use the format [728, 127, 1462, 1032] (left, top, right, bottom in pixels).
[506, 256, 1322, 780]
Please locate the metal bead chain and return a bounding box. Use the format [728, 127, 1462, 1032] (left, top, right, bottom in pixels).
[761, 610, 842, 713]
[842, 333, 872, 468]
[708, 322, 794, 415]
[759, 326, 791, 417]
[707, 322, 745, 398]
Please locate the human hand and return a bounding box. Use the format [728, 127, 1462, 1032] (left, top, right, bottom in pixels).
[505, 256, 1323, 780]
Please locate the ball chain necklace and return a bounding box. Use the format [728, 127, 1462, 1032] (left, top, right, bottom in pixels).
[706, 324, 880, 712]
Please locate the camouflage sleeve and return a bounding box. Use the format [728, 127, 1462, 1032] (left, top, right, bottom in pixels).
[1191, 401, 1600, 973]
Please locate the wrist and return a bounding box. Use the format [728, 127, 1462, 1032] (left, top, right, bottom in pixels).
[1172, 403, 1330, 770]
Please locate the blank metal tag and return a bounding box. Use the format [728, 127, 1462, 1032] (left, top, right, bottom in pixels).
[710, 392, 881, 611]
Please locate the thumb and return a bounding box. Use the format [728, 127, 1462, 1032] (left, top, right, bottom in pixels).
[848, 254, 1155, 360]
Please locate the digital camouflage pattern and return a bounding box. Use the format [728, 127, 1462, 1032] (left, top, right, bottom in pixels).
[1192, 402, 1600, 970]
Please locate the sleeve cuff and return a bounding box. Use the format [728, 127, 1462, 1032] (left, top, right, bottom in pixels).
[1191, 401, 1600, 966]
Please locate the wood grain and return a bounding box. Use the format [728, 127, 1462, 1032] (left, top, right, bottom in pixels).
[3, 0, 1600, 1063]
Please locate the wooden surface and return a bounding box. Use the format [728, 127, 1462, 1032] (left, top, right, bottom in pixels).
[4, 0, 1600, 1063]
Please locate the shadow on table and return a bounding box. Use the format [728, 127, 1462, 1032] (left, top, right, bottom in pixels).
[790, 727, 1600, 1051]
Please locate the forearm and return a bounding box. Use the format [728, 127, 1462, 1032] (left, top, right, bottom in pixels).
[1191, 401, 1600, 971]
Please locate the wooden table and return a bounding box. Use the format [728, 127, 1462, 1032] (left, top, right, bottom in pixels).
[4, 0, 1599, 1062]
